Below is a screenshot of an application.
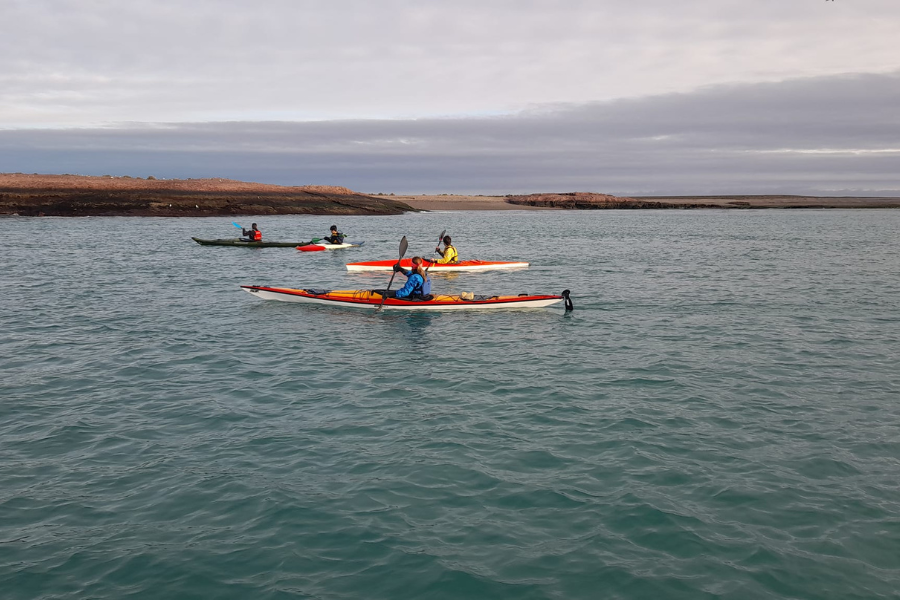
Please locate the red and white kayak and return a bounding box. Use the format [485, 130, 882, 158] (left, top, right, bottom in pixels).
[297, 241, 364, 251]
[241, 286, 572, 311]
[345, 259, 528, 272]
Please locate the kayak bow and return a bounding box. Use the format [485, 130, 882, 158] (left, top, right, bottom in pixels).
[241, 286, 571, 311]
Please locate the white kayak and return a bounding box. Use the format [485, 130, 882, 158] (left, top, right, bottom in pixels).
[241, 286, 573, 311]
[346, 258, 529, 272]
[297, 241, 364, 251]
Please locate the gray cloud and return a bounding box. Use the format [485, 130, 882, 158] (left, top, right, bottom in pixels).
[2, 0, 899, 126]
[2, 71, 899, 195]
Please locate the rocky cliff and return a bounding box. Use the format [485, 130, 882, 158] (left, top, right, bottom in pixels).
[0, 174, 414, 216]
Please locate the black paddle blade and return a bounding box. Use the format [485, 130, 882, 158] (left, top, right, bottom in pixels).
[399, 236, 408, 258]
[562, 289, 574, 312]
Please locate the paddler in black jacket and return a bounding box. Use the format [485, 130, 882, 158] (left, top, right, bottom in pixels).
[242, 223, 262, 242]
[325, 225, 345, 244]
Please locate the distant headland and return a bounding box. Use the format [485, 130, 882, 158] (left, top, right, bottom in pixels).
[2, 174, 899, 216]
[0, 173, 413, 217]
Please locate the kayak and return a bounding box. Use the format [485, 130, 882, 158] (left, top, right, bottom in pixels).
[193, 237, 318, 248]
[297, 241, 365, 251]
[241, 286, 573, 311]
[345, 259, 529, 272]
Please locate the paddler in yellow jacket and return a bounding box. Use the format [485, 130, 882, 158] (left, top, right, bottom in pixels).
[429, 235, 458, 264]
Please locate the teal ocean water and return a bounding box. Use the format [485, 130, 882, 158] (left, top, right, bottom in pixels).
[3, 210, 900, 599]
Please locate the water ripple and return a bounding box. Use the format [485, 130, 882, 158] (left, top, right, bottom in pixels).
[2, 211, 900, 598]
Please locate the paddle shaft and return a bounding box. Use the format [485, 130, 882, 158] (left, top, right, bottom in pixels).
[378, 236, 408, 310]
[424, 229, 446, 275]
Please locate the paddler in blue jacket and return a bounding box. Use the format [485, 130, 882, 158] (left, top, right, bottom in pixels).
[390, 256, 432, 299]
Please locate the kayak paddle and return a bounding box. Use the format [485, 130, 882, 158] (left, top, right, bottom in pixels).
[425, 229, 446, 274]
[232, 222, 242, 229]
[378, 236, 408, 310]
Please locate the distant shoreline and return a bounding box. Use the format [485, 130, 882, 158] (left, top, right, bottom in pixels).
[2, 174, 899, 216]
[370, 193, 900, 210]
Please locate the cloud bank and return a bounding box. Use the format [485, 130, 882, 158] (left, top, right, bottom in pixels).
[2, 0, 898, 126]
[2, 71, 898, 195]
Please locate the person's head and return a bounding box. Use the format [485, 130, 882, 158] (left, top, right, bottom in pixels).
[330, 225, 338, 232]
[410, 256, 426, 276]
[251, 223, 258, 229]
[442, 235, 451, 245]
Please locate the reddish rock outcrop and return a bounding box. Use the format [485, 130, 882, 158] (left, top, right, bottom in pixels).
[505, 192, 719, 209]
[0, 173, 413, 216]
[505, 192, 900, 209]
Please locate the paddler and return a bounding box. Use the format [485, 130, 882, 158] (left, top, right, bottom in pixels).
[325, 225, 345, 244]
[241, 223, 262, 242]
[383, 256, 432, 300]
[429, 235, 458, 264]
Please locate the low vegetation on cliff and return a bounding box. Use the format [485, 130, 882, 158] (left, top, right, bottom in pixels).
[0, 174, 414, 216]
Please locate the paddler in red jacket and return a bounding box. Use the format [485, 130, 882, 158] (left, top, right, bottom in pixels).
[242, 223, 262, 242]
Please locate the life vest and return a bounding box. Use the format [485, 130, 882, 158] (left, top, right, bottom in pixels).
[410, 273, 425, 296]
[252, 229, 262, 241]
[443, 245, 458, 263]
[396, 273, 428, 299]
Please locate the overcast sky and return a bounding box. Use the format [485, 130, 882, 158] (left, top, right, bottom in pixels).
[2, 0, 898, 194]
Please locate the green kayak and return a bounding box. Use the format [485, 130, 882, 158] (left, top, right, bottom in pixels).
[192, 237, 320, 248]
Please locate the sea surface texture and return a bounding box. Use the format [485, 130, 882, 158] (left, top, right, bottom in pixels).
[2, 210, 899, 599]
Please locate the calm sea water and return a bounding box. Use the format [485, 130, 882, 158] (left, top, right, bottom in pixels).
[2, 210, 899, 599]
